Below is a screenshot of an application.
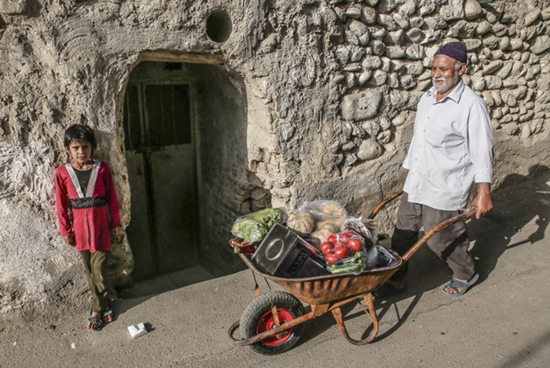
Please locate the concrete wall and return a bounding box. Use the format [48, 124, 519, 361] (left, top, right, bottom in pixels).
[1, 0, 549, 327]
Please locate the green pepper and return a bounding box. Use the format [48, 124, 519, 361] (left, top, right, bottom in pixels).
[327, 263, 363, 275]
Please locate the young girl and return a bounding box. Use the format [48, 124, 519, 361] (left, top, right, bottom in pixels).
[55, 124, 121, 331]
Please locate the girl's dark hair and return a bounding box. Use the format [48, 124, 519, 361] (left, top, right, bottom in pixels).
[64, 124, 97, 152]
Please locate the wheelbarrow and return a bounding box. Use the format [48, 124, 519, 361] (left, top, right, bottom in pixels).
[228, 191, 476, 355]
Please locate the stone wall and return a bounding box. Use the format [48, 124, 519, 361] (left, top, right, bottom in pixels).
[1, 0, 549, 327]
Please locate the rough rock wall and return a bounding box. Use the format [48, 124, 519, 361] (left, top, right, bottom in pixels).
[0, 0, 549, 326]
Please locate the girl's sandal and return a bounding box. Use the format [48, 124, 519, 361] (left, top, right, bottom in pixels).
[102, 308, 113, 323]
[87, 308, 103, 331]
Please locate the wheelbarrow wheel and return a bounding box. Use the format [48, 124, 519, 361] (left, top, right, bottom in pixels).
[240, 291, 306, 355]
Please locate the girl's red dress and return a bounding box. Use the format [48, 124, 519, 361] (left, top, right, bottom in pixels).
[56, 161, 121, 252]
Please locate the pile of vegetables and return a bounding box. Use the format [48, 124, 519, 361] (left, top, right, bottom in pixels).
[229, 199, 393, 276]
[231, 208, 285, 243]
[320, 230, 367, 275]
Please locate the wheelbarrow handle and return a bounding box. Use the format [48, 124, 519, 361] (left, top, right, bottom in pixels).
[401, 208, 476, 262]
[368, 190, 404, 219]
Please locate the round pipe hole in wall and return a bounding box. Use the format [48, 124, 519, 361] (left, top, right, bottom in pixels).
[206, 10, 232, 43]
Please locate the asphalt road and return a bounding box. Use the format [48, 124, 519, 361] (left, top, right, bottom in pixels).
[1, 175, 550, 368]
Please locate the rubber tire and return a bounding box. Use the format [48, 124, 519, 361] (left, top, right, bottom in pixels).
[240, 291, 306, 355]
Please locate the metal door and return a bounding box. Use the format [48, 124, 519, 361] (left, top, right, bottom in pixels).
[123, 81, 198, 280]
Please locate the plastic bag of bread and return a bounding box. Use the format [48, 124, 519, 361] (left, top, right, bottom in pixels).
[310, 228, 335, 243]
[303, 200, 347, 231]
[286, 209, 315, 234]
[288, 200, 347, 244]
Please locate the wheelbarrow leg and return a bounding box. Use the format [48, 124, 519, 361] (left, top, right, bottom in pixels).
[331, 293, 379, 345]
[363, 293, 379, 340]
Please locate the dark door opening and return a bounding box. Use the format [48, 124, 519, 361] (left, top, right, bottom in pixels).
[123, 80, 199, 281]
[122, 61, 250, 288]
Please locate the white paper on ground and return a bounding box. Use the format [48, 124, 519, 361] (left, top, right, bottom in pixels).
[128, 323, 147, 339]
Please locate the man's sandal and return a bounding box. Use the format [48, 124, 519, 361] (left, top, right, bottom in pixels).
[87, 308, 103, 331]
[442, 273, 479, 297]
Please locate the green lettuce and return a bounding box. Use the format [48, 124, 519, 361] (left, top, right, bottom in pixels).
[232, 208, 285, 243]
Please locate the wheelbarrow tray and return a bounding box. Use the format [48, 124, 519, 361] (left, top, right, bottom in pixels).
[238, 251, 403, 305]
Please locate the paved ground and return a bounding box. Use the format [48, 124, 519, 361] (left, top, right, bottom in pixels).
[1, 174, 550, 368]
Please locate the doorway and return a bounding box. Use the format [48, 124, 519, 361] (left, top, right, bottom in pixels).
[122, 61, 251, 284]
[123, 78, 199, 281]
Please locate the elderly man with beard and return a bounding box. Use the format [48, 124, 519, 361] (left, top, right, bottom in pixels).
[385, 42, 495, 297]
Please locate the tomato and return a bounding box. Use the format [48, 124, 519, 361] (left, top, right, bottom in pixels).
[334, 246, 348, 259]
[321, 242, 333, 255]
[339, 233, 350, 244]
[325, 253, 339, 264]
[348, 238, 363, 251]
[346, 231, 357, 236]
[327, 235, 338, 244]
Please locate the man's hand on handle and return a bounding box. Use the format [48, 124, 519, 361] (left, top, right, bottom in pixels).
[472, 182, 493, 219]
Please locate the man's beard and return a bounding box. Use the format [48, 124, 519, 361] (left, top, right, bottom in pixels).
[433, 74, 460, 94]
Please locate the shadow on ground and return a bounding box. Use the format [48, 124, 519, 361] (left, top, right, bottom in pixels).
[113, 259, 219, 316]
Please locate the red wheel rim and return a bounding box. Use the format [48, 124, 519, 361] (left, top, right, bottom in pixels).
[256, 308, 295, 346]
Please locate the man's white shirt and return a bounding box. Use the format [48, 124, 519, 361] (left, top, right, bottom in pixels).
[403, 80, 495, 211]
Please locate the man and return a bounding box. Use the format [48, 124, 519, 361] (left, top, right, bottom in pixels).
[389, 42, 495, 297]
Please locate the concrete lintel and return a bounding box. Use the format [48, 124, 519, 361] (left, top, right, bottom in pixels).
[138, 51, 225, 65]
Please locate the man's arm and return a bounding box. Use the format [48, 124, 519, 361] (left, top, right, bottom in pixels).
[467, 96, 494, 220]
[472, 182, 492, 219]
